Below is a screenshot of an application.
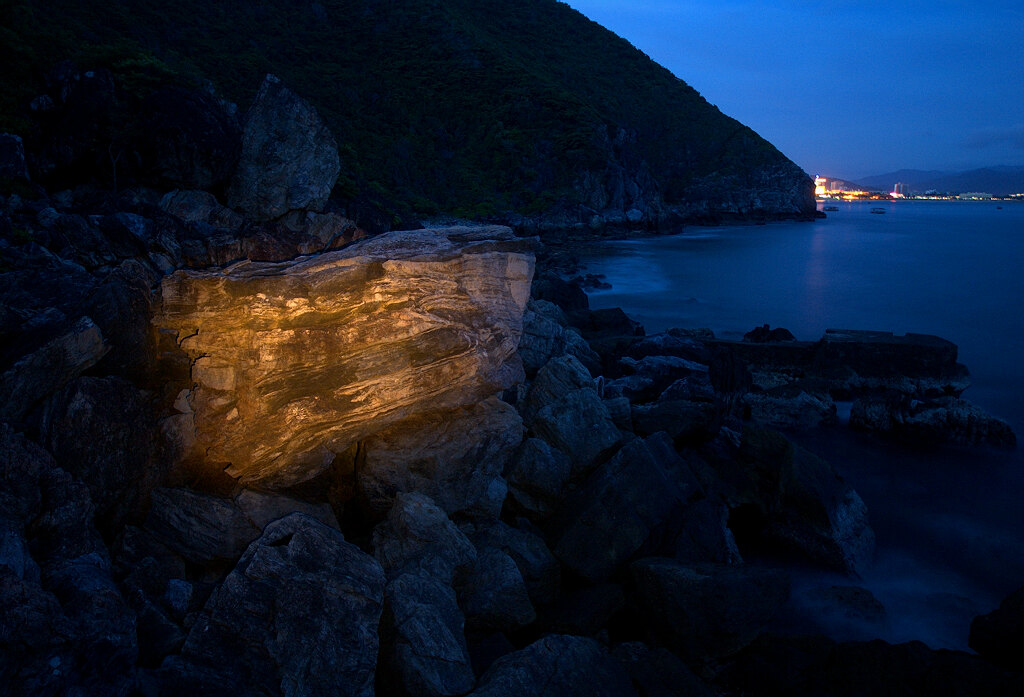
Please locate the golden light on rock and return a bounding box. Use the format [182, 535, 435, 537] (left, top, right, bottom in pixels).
[155, 226, 535, 489]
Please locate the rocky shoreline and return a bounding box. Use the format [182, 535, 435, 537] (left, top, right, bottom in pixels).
[3, 76, 1022, 697]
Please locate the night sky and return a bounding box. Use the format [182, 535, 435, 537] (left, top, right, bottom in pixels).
[564, 1, 1024, 180]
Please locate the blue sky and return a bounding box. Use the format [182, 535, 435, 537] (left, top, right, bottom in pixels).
[564, 1, 1024, 179]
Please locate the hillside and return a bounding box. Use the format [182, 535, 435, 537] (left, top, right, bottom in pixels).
[1, 0, 814, 230]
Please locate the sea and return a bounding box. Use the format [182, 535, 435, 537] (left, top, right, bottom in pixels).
[580, 199, 1024, 651]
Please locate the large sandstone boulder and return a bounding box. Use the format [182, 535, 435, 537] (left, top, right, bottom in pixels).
[227, 74, 340, 220]
[162, 513, 385, 697]
[156, 226, 534, 489]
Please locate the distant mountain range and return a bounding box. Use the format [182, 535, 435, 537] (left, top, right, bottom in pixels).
[852, 167, 1024, 196]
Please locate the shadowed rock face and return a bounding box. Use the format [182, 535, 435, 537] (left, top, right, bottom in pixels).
[227, 74, 340, 221]
[155, 226, 534, 489]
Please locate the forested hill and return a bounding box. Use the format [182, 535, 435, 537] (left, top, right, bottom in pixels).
[1, 0, 815, 230]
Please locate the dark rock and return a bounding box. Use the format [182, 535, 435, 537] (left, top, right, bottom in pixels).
[40, 375, 158, 531]
[630, 398, 720, 443]
[227, 74, 340, 220]
[162, 513, 385, 697]
[530, 271, 590, 313]
[668, 498, 743, 565]
[570, 307, 645, 368]
[380, 571, 476, 697]
[604, 355, 710, 403]
[626, 331, 714, 364]
[541, 583, 625, 636]
[716, 329, 971, 400]
[462, 519, 560, 606]
[0, 316, 107, 424]
[159, 189, 244, 229]
[970, 584, 1024, 671]
[233, 489, 339, 531]
[0, 133, 30, 181]
[372, 492, 477, 585]
[742, 385, 837, 430]
[0, 564, 71, 696]
[658, 373, 717, 403]
[469, 634, 639, 697]
[135, 596, 187, 667]
[28, 464, 101, 566]
[81, 258, 156, 382]
[851, 394, 1016, 448]
[523, 356, 622, 478]
[25, 454, 139, 696]
[520, 353, 598, 423]
[548, 432, 702, 582]
[504, 437, 572, 521]
[744, 324, 796, 343]
[358, 397, 524, 517]
[630, 558, 790, 667]
[457, 546, 536, 633]
[466, 631, 516, 678]
[785, 585, 889, 642]
[0, 423, 47, 523]
[135, 86, 242, 191]
[519, 299, 601, 376]
[145, 488, 260, 566]
[718, 427, 875, 575]
[611, 641, 715, 697]
[603, 396, 634, 433]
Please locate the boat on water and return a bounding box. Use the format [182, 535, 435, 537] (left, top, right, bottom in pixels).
[870, 207, 886, 214]
[823, 205, 839, 211]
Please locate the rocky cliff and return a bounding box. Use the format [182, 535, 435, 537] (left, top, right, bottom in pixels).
[2, 72, 1021, 697]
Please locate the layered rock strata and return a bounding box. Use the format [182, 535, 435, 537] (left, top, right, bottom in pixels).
[156, 226, 535, 488]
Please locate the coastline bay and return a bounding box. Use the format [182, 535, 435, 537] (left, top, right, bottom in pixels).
[581, 199, 1024, 650]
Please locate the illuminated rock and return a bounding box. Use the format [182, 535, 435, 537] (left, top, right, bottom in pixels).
[155, 225, 534, 489]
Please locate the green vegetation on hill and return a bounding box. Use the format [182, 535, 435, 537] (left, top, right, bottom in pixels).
[1, 0, 811, 222]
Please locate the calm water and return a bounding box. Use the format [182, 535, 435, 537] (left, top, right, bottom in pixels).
[581, 200, 1024, 650]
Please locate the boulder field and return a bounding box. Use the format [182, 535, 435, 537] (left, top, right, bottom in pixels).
[2, 75, 1021, 697]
